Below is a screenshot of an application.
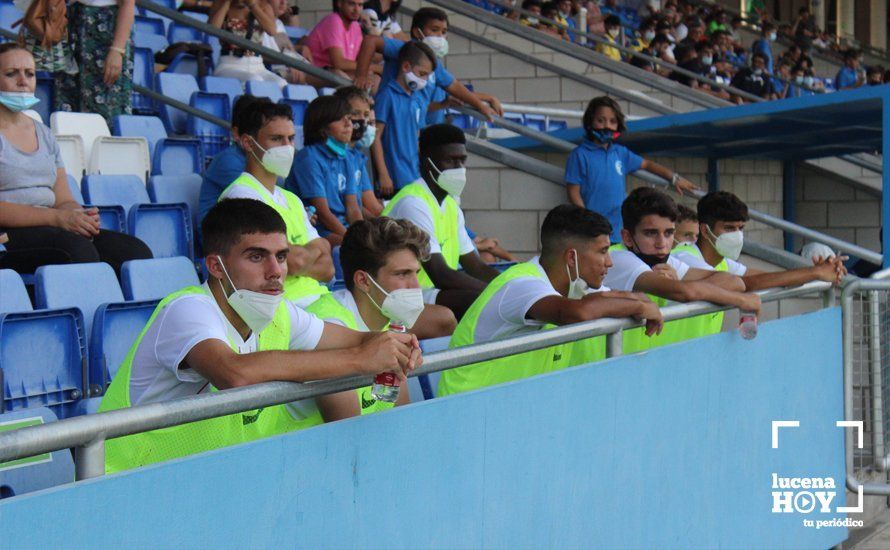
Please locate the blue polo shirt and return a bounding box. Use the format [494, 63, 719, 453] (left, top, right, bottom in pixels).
[347, 147, 373, 208]
[199, 144, 246, 223]
[835, 66, 858, 90]
[375, 78, 428, 190]
[286, 142, 357, 235]
[751, 38, 773, 74]
[379, 37, 454, 103]
[425, 86, 448, 126]
[564, 139, 643, 243]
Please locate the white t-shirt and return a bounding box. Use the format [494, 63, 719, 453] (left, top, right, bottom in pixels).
[325, 289, 371, 332]
[603, 249, 692, 292]
[128, 282, 324, 406]
[385, 179, 475, 256]
[672, 244, 747, 276]
[471, 257, 560, 344]
[219, 175, 320, 242]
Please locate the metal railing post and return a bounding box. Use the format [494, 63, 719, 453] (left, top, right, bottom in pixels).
[868, 290, 886, 466]
[74, 437, 105, 480]
[606, 331, 623, 358]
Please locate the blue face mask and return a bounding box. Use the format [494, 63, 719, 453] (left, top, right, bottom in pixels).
[0, 92, 40, 112]
[588, 128, 620, 144]
[325, 136, 348, 158]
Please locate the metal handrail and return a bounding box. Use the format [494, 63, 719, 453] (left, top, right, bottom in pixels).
[0, 280, 832, 476]
[425, 0, 765, 104]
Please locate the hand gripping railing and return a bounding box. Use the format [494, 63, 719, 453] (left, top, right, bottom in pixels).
[0, 281, 831, 479]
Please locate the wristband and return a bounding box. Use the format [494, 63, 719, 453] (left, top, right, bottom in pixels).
[109, 46, 126, 56]
[671, 173, 681, 186]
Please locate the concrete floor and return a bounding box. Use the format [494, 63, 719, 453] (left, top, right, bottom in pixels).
[848, 510, 890, 549]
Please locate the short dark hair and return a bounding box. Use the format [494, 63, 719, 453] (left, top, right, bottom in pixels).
[605, 14, 621, 27]
[751, 51, 767, 63]
[232, 94, 261, 131]
[411, 7, 448, 31]
[419, 123, 466, 160]
[582, 96, 627, 133]
[202, 199, 287, 255]
[622, 187, 679, 231]
[677, 204, 698, 223]
[541, 204, 612, 256]
[303, 95, 351, 146]
[521, 0, 542, 9]
[333, 85, 371, 106]
[844, 49, 860, 61]
[237, 98, 293, 137]
[341, 217, 431, 291]
[697, 191, 749, 226]
[397, 40, 437, 71]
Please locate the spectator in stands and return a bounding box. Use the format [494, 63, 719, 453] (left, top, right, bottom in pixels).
[437, 204, 663, 397]
[791, 6, 816, 51]
[785, 64, 814, 98]
[751, 21, 776, 75]
[730, 52, 775, 101]
[596, 15, 623, 61]
[99, 198, 422, 473]
[835, 50, 865, 90]
[333, 86, 383, 218]
[867, 66, 885, 86]
[582, 0, 605, 35]
[631, 20, 657, 53]
[673, 191, 847, 293]
[670, 43, 730, 100]
[200, 95, 261, 225]
[280, 0, 301, 27]
[382, 124, 500, 319]
[565, 96, 698, 244]
[518, 0, 544, 28]
[216, 98, 335, 307]
[287, 95, 362, 246]
[55, 0, 135, 124]
[303, 0, 370, 80]
[745, 0, 767, 23]
[541, 2, 572, 41]
[210, 0, 288, 86]
[603, 187, 761, 352]
[261, 0, 323, 86]
[632, 34, 670, 74]
[361, 0, 408, 39]
[0, 43, 151, 275]
[557, 0, 577, 41]
[308, 217, 458, 419]
[706, 8, 728, 36]
[673, 204, 698, 247]
[353, 7, 504, 194]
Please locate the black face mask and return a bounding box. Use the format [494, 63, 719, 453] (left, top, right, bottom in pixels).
[631, 238, 670, 267]
[350, 119, 367, 142]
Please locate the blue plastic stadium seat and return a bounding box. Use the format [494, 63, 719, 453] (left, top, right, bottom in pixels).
[82, 174, 149, 214]
[148, 173, 202, 237]
[547, 119, 568, 131]
[72, 397, 102, 416]
[89, 300, 158, 391]
[133, 31, 169, 56]
[0, 3, 23, 33]
[0, 270, 32, 314]
[112, 114, 168, 158]
[132, 47, 157, 115]
[414, 336, 451, 400]
[128, 205, 194, 259]
[79, 174, 128, 231]
[278, 98, 308, 127]
[201, 75, 242, 107]
[34, 72, 53, 124]
[35, 261, 123, 342]
[156, 72, 199, 134]
[167, 51, 214, 80]
[121, 256, 200, 301]
[187, 91, 231, 161]
[0, 308, 88, 418]
[152, 137, 203, 175]
[283, 84, 318, 102]
[284, 26, 307, 42]
[0, 408, 74, 498]
[489, 261, 517, 272]
[245, 80, 284, 103]
[134, 14, 165, 36]
[66, 174, 83, 203]
[503, 112, 525, 126]
[524, 114, 546, 132]
[167, 21, 203, 44]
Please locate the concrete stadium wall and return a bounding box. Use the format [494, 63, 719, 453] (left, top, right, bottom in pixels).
[0, 308, 847, 549]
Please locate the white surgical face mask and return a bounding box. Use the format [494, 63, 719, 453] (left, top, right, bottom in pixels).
[566, 249, 589, 300]
[365, 274, 425, 328]
[644, 30, 656, 42]
[357, 123, 376, 149]
[707, 226, 744, 261]
[526, 16, 539, 25]
[769, 31, 777, 41]
[427, 158, 466, 197]
[701, 55, 713, 65]
[404, 70, 428, 91]
[217, 258, 283, 334]
[422, 35, 449, 58]
[249, 136, 294, 177]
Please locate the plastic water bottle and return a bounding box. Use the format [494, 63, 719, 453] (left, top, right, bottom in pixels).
[739, 311, 758, 340]
[370, 323, 405, 402]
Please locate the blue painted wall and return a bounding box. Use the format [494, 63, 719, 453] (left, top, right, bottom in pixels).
[0, 308, 847, 548]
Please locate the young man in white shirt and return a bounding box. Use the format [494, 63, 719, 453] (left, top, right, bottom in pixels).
[673, 191, 847, 291]
[381, 124, 500, 318]
[604, 187, 761, 350]
[438, 205, 664, 396]
[218, 98, 336, 308]
[308, 216, 457, 419]
[99, 199, 421, 472]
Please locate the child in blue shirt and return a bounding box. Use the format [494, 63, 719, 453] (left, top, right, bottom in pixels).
[565, 96, 698, 243]
[286, 95, 362, 247]
[334, 85, 383, 218]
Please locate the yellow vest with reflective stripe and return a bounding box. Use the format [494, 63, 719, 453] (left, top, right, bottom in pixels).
[381, 181, 460, 288]
[673, 243, 727, 335]
[438, 262, 576, 396]
[99, 286, 320, 473]
[305, 293, 395, 415]
[221, 174, 330, 302]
